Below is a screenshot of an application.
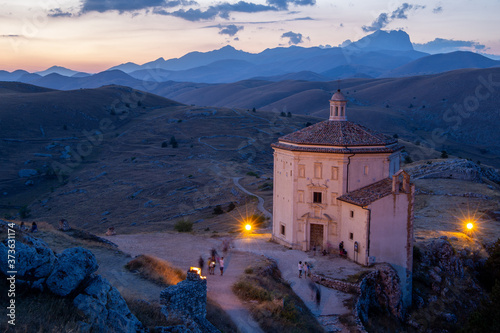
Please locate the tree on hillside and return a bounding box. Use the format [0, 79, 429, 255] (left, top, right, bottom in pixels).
[170, 136, 178, 148]
[441, 150, 448, 158]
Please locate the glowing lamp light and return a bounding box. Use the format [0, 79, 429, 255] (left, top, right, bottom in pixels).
[245, 224, 252, 231]
[466, 222, 474, 230]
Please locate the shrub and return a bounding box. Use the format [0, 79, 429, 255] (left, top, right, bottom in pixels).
[232, 280, 272, 302]
[170, 136, 178, 148]
[174, 219, 193, 232]
[287, 112, 292, 117]
[213, 205, 224, 215]
[161, 141, 168, 148]
[441, 150, 449, 158]
[246, 171, 259, 178]
[280, 111, 286, 117]
[227, 202, 236, 212]
[19, 205, 31, 219]
[404, 156, 413, 164]
[125, 254, 185, 286]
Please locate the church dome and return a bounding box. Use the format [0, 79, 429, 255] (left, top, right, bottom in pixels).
[330, 89, 347, 101]
[278, 120, 397, 147]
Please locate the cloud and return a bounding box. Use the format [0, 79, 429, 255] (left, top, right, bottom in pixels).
[362, 3, 424, 32]
[433, 6, 443, 13]
[218, 24, 244, 36]
[266, 0, 316, 10]
[156, 1, 278, 21]
[80, 0, 196, 14]
[413, 38, 487, 54]
[51, 0, 315, 21]
[281, 31, 309, 45]
[48, 8, 74, 17]
[1, 34, 21, 38]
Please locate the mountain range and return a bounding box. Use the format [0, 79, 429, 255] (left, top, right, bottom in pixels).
[1, 30, 499, 85]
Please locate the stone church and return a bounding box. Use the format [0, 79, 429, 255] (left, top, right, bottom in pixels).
[271, 90, 414, 306]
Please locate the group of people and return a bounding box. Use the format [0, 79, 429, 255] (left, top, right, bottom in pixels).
[199, 248, 225, 276]
[297, 261, 313, 278]
[19, 221, 37, 233]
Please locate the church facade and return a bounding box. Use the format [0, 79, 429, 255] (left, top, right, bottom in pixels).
[271, 90, 414, 306]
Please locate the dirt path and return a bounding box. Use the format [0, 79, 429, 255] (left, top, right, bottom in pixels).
[105, 232, 264, 333]
[105, 231, 365, 333]
[233, 177, 272, 220]
[234, 234, 367, 333]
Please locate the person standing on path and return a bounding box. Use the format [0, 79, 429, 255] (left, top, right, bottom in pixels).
[298, 261, 303, 278]
[219, 257, 225, 276]
[304, 262, 309, 278]
[198, 256, 205, 275]
[315, 286, 321, 310]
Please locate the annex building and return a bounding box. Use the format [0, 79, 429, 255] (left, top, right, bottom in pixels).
[271, 90, 414, 306]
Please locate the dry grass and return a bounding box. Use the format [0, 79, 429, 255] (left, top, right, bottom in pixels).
[0, 279, 84, 332]
[125, 254, 186, 286]
[232, 259, 326, 333]
[125, 298, 182, 332]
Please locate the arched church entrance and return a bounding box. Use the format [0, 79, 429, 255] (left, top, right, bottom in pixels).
[310, 223, 324, 250]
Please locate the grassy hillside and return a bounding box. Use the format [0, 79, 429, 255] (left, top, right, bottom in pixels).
[162, 68, 500, 167]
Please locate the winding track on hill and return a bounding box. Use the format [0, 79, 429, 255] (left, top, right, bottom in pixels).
[232, 177, 272, 220]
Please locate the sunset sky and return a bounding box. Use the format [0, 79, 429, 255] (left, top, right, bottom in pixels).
[1, 0, 499, 72]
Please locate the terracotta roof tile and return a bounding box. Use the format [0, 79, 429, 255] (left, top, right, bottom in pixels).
[279, 120, 397, 147]
[338, 178, 394, 207]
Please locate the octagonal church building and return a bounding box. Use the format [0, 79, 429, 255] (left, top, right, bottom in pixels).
[271, 90, 414, 305]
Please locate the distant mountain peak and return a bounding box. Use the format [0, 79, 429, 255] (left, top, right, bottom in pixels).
[35, 65, 82, 77]
[347, 29, 414, 52]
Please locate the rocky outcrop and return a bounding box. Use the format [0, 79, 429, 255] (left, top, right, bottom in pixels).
[405, 158, 500, 184]
[0, 220, 143, 332]
[18, 169, 38, 178]
[159, 270, 219, 333]
[357, 264, 404, 323]
[46, 247, 98, 296]
[74, 275, 143, 333]
[427, 239, 464, 278]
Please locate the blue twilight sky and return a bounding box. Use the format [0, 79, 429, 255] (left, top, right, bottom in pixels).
[1, 0, 499, 72]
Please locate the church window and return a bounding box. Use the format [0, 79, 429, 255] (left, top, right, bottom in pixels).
[364, 166, 369, 175]
[350, 210, 354, 218]
[331, 166, 338, 180]
[298, 191, 304, 203]
[331, 192, 338, 205]
[314, 163, 322, 179]
[313, 192, 322, 203]
[335, 106, 339, 116]
[280, 224, 285, 236]
[349, 232, 353, 240]
[299, 165, 305, 178]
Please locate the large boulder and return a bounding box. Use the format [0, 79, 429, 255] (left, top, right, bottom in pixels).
[46, 247, 98, 296]
[74, 275, 144, 333]
[0, 235, 56, 281]
[358, 264, 404, 323]
[18, 169, 38, 178]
